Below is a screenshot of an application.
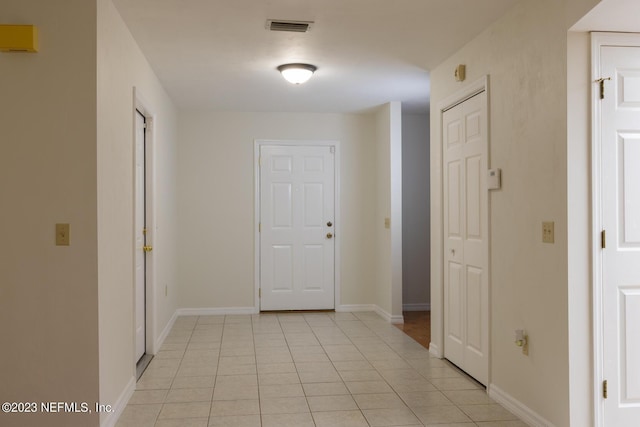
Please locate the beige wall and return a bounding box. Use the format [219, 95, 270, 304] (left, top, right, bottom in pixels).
[0, 1, 99, 426]
[567, 0, 603, 27]
[374, 105, 393, 314]
[97, 0, 179, 422]
[430, 0, 585, 424]
[177, 111, 379, 310]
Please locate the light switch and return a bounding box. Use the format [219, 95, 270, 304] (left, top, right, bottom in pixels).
[542, 221, 554, 244]
[56, 223, 70, 246]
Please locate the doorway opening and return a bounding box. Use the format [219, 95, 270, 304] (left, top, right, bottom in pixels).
[134, 89, 156, 380]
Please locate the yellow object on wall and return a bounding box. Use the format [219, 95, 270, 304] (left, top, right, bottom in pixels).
[0, 25, 39, 52]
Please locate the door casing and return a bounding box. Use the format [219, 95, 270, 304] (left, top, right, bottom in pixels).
[254, 140, 341, 312]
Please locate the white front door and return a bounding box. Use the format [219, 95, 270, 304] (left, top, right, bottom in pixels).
[443, 91, 489, 386]
[134, 110, 146, 362]
[260, 145, 335, 311]
[599, 44, 640, 426]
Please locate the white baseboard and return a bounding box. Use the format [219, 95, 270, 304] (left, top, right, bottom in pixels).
[176, 307, 259, 316]
[336, 304, 376, 312]
[488, 383, 554, 427]
[337, 304, 404, 324]
[373, 306, 404, 324]
[429, 342, 442, 358]
[402, 303, 431, 311]
[100, 376, 135, 427]
[154, 310, 178, 353]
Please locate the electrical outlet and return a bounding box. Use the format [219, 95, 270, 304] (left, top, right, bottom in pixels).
[542, 221, 554, 243]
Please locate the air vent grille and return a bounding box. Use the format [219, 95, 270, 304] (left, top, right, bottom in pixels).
[267, 20, 313, 33]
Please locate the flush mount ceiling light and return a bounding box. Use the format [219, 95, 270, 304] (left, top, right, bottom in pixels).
[277, 63, 317, 84]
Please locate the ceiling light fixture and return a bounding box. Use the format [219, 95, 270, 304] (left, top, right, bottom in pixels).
[277, 63, 317, 85]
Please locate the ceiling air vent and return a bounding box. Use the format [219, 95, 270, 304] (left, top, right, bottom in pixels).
[267, 19, 313, 33]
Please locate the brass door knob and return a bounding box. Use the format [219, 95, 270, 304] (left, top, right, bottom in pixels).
[327, 221, 333, 227]
[143, 245, 153, 252]
[326, 233, 333, 239]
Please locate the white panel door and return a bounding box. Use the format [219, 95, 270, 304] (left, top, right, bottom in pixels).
[260, 145, 335, 310]
[600, 45, 640, 426]
[134, 111, 146, 362]
[443, 92, 488, 386]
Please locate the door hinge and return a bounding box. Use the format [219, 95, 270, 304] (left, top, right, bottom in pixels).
[603, 380, 608, 399]
[143, 227, 147, 235]
[601, 230, 606, 249]
[259, 222, 261, 232]
[595, 77, 611, 100]
[259, 288, 261, 298]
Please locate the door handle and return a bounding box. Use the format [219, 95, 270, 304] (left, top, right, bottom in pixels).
[326, 233, 333, 239]
[327, 221, 333, 227]
[143, 245, 153, 252]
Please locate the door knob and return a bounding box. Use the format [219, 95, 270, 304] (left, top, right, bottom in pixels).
[327, 221, 333, 227]
[326, 233, 333, 239]
[143, 245, 153, 252]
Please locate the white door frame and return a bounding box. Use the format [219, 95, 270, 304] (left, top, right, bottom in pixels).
[431, 76, 491, 382]
[254, 139, 341, 311]
[133, 88, 157, 358]
[590, 32, 640, 427]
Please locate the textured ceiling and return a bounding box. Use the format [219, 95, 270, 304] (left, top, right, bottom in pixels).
[113, 0, 521, 113]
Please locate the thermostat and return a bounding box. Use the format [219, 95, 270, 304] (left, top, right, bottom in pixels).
[488, 168, 501, 190]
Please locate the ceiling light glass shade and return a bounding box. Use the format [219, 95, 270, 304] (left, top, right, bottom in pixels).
[277, 63, 317, 84]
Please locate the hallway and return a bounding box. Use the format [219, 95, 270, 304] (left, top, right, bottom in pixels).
[116, 311, 525, 427]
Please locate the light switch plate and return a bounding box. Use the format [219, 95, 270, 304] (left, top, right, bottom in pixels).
[542, 221, 554, 244]
[56, 223, 70, 246]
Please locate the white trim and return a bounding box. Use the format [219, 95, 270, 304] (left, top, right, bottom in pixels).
[589, 32, 640, 427]
[177, 307, 259, 316]
[373, 305, 404, 324]
[440, 77, 488, 112]
[336, 304, 377, 312]
[253, 139, 342, 312]
[336, 304, 403, 324]
[488, 384, 555, 427]
[100, 376, 135, 427]
[402, 303, 430, 311]
[433, 75, 491, 384]
[429, 342, 442, 358]
[591, 32, 605, 427]
[154, 310, 178, 351]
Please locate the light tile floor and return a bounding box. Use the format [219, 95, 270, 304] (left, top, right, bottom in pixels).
[116, 311, 527, 427]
